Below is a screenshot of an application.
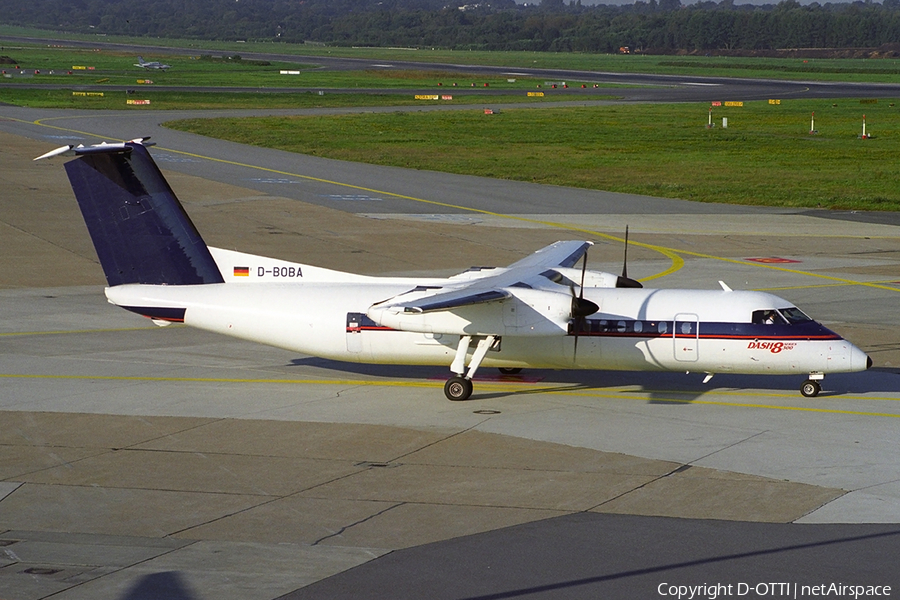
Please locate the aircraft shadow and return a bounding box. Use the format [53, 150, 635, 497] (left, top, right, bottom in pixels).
[280, 513, 900, 599]
[288, 358, 900, 403]
[119, 571, 198, 600]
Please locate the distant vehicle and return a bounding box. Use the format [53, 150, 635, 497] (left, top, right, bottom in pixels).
[134, 56, 170, 71]
[35, 139, 871, 401]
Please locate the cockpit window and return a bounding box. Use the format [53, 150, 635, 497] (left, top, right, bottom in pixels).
[752, 308, 810, 325]
[752, 309, 787, 325]
[780, 307, 812, 324]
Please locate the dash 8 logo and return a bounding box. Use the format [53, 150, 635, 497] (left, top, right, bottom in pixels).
[748, 341, 795, 353]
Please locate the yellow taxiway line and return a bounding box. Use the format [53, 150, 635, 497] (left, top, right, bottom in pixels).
[2, 372, 898, 419]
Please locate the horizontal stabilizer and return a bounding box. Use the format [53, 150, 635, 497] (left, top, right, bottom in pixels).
[34, 138, 155, 161]
[33, 145, 74, 161]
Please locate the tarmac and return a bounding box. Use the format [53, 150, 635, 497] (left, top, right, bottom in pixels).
[2, 122, 900, 599]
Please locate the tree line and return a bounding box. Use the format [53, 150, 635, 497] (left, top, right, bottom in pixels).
[3, 0, 900, 52]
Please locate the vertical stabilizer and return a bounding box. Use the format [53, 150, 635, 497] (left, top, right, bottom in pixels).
[64, 142, 224, 286]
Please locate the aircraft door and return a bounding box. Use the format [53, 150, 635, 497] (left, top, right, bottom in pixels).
[674, 313, 699, 362]
[346, 313, 363, 353]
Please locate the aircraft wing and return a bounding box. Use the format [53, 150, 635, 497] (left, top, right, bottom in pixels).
[504, 240, 592, 270]
[367, 241, 595, 336]
[377, 241, 591, 311]
[379, 241, 592, 304]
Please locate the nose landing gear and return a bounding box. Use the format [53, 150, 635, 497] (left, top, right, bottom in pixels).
[800, 377, 822, 398]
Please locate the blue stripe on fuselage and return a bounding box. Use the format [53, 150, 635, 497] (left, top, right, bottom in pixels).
[569, 318, 841, 341]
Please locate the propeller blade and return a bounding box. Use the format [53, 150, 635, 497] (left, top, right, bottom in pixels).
[570, 247, 599, 319]
[616, 225, 643, 288]
[573, 318, 580, 359]
[573, 245, 597, 362]
[579, 251, 588, 299]
[616, 276, 643, 289]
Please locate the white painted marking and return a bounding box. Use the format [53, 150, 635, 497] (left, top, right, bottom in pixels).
[322, 194, 383, 202]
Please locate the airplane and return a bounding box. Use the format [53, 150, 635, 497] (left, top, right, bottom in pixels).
[134, 56, 170, 71]
[34, 138, 871, 401]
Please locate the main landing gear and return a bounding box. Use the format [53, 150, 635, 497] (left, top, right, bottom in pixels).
[444, 334, 498, 401]
[444, 376, 474, 401]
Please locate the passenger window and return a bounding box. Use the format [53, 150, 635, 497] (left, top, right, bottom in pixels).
[658, 321, 667, 334]
[617, 321, 627, 333]
[633, 321, 643, 333]
[681, 322, 692, 335]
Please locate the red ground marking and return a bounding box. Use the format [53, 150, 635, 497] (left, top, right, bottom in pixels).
[428, 374, 545, 383]
[745, 257, 802, 264]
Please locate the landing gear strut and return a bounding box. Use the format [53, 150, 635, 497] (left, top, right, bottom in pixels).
[444, 334, 497, 401]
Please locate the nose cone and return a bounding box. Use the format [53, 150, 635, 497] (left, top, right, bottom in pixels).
[850, 343, 872, 372]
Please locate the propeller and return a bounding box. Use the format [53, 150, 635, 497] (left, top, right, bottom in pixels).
[571, 248, 599, 360]
[616, 225, 643, 289]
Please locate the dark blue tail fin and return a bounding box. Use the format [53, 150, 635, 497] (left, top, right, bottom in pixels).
[64, 142, 224, 286]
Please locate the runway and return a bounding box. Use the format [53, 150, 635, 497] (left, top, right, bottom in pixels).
[2, 104, 900, 599]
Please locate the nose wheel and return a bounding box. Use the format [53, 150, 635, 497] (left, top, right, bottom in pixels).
[800, 379, 821, 398]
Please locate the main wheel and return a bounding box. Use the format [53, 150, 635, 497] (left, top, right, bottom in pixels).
[444, 376, 474, 401]
[800, 379, 821, 398]
[498, 367, 522, 375]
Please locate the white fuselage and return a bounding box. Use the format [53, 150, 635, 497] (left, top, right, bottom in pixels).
[104, 275, 868, 377]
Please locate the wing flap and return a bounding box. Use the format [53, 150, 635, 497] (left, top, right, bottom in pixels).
[402, 289, 509, 313]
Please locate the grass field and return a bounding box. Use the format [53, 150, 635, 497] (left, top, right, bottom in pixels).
[5, 27, 900, 82]
[166, 98, 900, 211]
[4, 30, 900, 211]
[0, 87, 601, 110]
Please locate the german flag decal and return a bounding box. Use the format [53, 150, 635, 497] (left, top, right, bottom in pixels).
[233, 266, 250, 277]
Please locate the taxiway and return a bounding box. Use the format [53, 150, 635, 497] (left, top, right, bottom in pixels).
[2, 105, 900, 599]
